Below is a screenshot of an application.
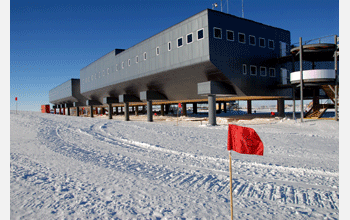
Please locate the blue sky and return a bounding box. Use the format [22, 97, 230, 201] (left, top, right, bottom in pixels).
[9, 0, 340, 111]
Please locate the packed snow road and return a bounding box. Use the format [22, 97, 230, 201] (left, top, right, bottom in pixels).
[10, 111, 339, 219]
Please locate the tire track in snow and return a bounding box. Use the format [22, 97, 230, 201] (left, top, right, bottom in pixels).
[36, 122, 339, 210]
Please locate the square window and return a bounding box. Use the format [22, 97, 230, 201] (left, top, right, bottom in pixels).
[259, 38, 266, 48]
[260, 66, 267, 76]
[227, 30, 234, 41]
[249, 35, 256, 45]
[156, 47, 160, 56]
[250, 65, 257, 75]
[187, 33, 193, 44]
[268, 40, 274, 49]
[242, 64, 247, 75]
[197, 29, 204, 40]
[214, 27, 222, 39]
[177, 37, 183, 48]
[238, 33, 245, 43]
[168, 41, 171, 51]
[269, 68, 276, 77]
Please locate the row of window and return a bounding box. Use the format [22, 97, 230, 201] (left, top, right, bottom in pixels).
[83, 28, 206, 84]
[243, 64, 276, 77]
[213, 27, 275, 49]
[114, 28, 204, 72]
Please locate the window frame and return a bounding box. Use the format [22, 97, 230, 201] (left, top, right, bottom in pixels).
[143, 52, 147, 61]
[269, 68, 276, 77]
[260, 66, 267, 76]
[213, 27, 222, 39]
[250, 65, 257, 76]
[156, 46, 160, 56]
[268, 39, 275, 49]
[122, 62, 124, 69]
[238, 32, 246, 44]
[177, 37, 183, 48]
[187, 33, 193, 44]
[242, 64, 247, 75]
[168, 41, 171, 51]
[259, 37, 266, 48]
[135, 56, 139, 63]
[128, 59, 131, 66]
[226, 30, 234, 41]
[197, 28, 204, 41]
[249, 35, 256, 46]
[116, 64, 118, 71]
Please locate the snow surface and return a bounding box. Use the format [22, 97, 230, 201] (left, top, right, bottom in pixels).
[10, 110, 339, 219]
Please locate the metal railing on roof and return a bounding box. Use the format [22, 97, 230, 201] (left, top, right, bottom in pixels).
[291, 34, 339, 48]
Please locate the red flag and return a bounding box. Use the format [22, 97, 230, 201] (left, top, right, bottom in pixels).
[15, 97, 17, 101]
[227, 124, 264, 156]
[178, 103, 182, 108]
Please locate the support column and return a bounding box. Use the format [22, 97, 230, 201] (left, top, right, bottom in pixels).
[76, 107, 79, 117]
[63, 107, 66, 115]
[101, 107, 105, 115]
[334, 35, 338, 121]
[193, 103, 197, 114]
[67, 107, 70, 116]
[217, 102, 221, 114]
[300, 37, 304, 122]
[182, 103, 187, 116]
[135, 106, 139, 116]
[124, 103, 129, 121]
[292, 86, 296, 120]
[108, 104, 112, 119]
[147, 101, 153, 122]
[223, 102, 227, 113]
[208, 95, 216, 126]
[277, 98, 285, 117]
[247, 100, 252, 114]
[161, 104, 164, 116]
[90, 106, 94, 118]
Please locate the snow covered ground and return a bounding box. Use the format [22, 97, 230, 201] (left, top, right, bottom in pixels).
[10, 110, 339, 219]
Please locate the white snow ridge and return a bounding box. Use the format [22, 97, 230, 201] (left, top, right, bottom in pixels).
[10, 111, 339, 219]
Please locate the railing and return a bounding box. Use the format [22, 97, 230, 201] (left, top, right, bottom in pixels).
[291, 34, 338, 48]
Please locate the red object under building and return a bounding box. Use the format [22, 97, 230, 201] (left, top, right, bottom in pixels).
[41, 105, 50, 113]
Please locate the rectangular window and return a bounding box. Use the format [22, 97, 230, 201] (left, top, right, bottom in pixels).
[214, 27, 222, 39]
[187, 33, 193, 44]
[177, 37, 183, 48]
[238, 33, 245, 43]
[156, 47, 160, 56]
[250, 65, 257, 76]
[242, 64, 247, 75]
[128, 59, 131, 66]
[135, 56, 139, 63]
[122, 62, 124, 69]
[259, 38, 266, 48]
[116, 64, 118, 71]
[269, 68, 276, 77]
[268, 39, 274, 49]
[197, 28, 204, 40]
[260, 66, 267, 76]
[144, 52, 147, 60]
[227, 30, 234, 41]
[249, 35, 256, 46]
[168, 41, 171, 51]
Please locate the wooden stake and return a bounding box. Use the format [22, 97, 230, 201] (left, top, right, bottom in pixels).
[229, 151, 233, 220]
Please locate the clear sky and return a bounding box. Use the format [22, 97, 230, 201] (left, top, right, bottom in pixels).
[9, 0, 340, 111]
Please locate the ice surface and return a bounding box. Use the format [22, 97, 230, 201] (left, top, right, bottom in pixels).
[10, 111, 339, 219]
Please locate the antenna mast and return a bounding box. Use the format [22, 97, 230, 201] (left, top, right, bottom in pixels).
[242, 0, 244, 18]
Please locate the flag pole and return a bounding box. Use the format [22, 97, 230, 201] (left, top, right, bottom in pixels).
[229, 150, 233, 220]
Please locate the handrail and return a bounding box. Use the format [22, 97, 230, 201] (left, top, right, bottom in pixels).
[291, 34, 338, 48]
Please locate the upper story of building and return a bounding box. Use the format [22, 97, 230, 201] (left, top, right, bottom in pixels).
[79, 9, 291, 101]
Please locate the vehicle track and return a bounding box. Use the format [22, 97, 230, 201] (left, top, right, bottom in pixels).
[35, 120, 339, 210]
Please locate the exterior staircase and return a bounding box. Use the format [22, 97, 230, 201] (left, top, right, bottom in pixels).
[304, 85, 338, 119]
